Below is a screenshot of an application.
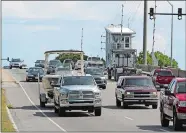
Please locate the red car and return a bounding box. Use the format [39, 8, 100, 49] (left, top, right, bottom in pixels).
[151, 69, 175, 89]
[160, 78, 186, 131]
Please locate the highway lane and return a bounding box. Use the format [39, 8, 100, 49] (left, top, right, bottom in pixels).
[5, 69, 185, 132]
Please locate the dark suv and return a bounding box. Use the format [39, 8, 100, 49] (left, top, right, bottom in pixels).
[160, 78, 186, 131]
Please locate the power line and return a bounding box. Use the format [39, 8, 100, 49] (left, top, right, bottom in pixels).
[129, 1, 142, 28]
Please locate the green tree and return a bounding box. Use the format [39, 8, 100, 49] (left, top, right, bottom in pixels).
[137, 51, 178, 68]
[56, 53, 88, 63]
[137, 51, 152, 65]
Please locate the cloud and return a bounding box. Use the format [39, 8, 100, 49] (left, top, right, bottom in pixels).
[3, 1, 184, 21]
[23, 25, 61, 32]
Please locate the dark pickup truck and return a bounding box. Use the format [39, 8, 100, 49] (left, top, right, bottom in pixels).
[151, 69, 175, 89]
[160, 78, 186, 131]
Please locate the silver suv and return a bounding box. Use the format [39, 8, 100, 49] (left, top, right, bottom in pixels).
[53, 74, 102, 117]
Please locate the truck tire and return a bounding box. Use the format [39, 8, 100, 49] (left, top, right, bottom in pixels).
[54, 106, 58, 113]
[152, 104, 158, 109]
[94, 107, 101, 116]
[19, 66, 22, 69]
[173, 110, 183, 131]
[102, 86, 106, 89]
[123, 102, 128, 109]
[9, 66, 12, 69]
[160, 110, 169, 127]
[116, 98, 121, 107]
[58, 107, 66, 117]
[40, 99, 45, 107]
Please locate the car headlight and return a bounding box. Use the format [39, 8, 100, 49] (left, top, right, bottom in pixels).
[95, 92, 101, 98]
[60, 93, 68, 99]
[100, 77, 106, 80]
[178, 101, 186, 107]
[126, 92, 133, 95]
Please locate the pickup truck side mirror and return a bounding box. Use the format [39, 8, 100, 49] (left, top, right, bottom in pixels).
[165, 90, 172, 95]
[117, 85, 121, 88]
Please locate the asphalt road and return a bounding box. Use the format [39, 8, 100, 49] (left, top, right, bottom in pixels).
[4, 69, 186, 132]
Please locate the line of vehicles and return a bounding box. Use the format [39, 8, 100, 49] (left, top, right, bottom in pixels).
[9, 50, 186, 130]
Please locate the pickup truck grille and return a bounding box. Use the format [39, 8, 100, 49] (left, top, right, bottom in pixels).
[133, 92, 150, 98]
[68, 90, 94, 99]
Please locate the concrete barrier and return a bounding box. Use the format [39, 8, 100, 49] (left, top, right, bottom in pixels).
[136, 64, 186, 78]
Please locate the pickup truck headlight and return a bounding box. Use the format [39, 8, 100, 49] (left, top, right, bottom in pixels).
[151, 92, 157, 97]
[60, 93, 68, 99]
[95, 92, 101, 98]
[178, 101, 186, 107]
[125, 92, 134, 98]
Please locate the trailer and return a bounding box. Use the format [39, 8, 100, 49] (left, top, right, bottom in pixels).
[38, 50, 84, 107]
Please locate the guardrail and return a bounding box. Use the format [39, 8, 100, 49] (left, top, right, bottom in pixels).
[137, 64, 186, 78]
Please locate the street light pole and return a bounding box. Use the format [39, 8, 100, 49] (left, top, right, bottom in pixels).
[167, 1, 173, 67]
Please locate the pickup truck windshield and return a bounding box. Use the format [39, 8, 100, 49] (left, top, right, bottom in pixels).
[177, 82, 186, 93]
[158, 71, 172, 76]
[125, 78, 154, 87]
[85, 68, 103, 76]
[49, 60, 60, 66]
[63, 76, 95, 86]
[12, 59, 21, 62]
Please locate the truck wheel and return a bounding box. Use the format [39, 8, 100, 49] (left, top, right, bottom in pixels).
[94, 107, 101, 116]
[102, 86, 106, 89]
[116, 98, 121, 107]
[123, 102, 128, 109]
[9, 66, 12, 69]
[19, 66, 22, 69]
[58, 107, 66, 117]
[152, 104, 158, 109]
[54, 106, 58, 113]
[40, 99, 45, 107]
[173, 111, 183, 131]
[160, 111, 169, 127]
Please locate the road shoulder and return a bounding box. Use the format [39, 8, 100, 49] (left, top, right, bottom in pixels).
[1, 69, 18, 132]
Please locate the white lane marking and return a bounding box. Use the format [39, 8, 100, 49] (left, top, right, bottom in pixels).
[10, 72, 67, 132]
[6, 106, 19, 132]
[125, 116, 133, 120]
[159, 128, 168, 132]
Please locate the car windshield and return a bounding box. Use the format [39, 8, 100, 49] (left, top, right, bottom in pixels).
[158, 71, 172, 76]
[63, 76, 96, 86]
[49, 60, 60, 66]
[88, 57, 100, 61]
[12, 59, 21, 62]
[125, 78, 154, 87]
[57, 67, 70, 71]
[177, 81, 186, 93]
[64, 60, 71, 63]
[28, 68, 44, 74]
[36, 60, 44, 63]
[48, 77, 59, 85]
[85, 68, 103, 75]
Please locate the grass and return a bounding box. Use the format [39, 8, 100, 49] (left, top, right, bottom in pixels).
[1, 88, 16, 132]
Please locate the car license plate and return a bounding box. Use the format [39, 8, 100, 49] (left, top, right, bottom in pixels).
[35, 77, 38, 79]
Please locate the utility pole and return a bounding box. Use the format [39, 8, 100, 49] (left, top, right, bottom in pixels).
[81, 28, 83, 51]
[120, 4, 124, 43]
[143, 0, 148, 65]
[151, 0, 157, 66]
[167, 1, 173, 67]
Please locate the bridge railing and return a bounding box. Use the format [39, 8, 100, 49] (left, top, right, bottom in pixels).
[136, 64, 186, 78]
